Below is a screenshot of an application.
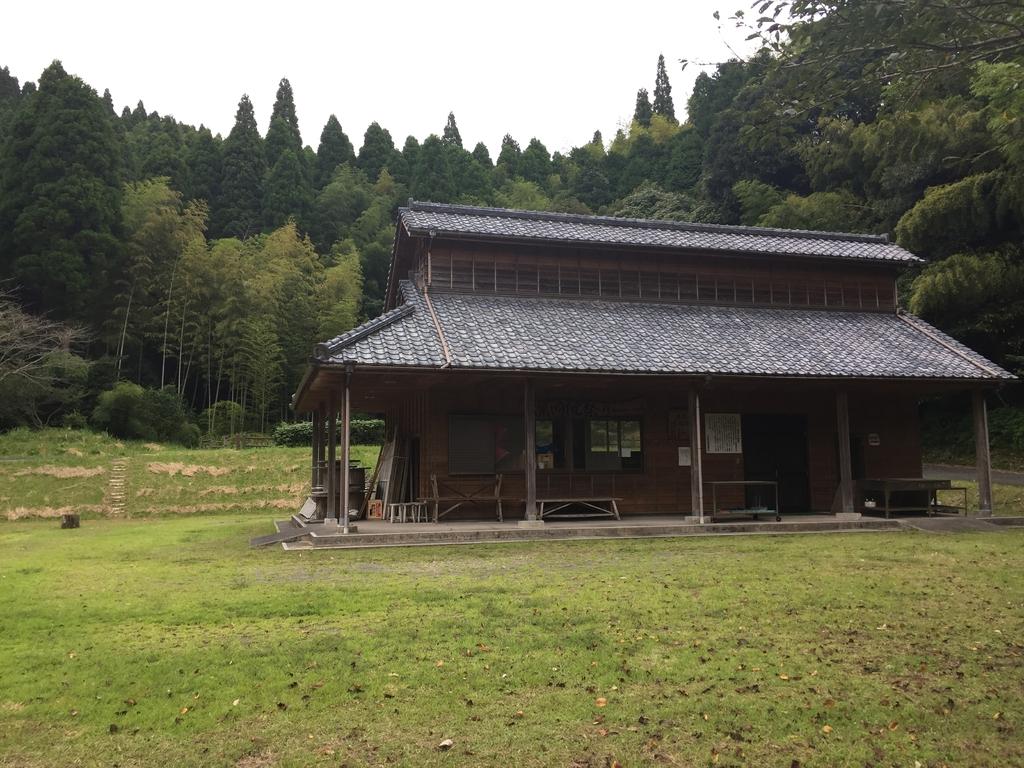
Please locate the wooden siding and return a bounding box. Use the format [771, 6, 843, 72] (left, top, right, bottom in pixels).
[377, 375, 924, 518]
[419, 240, 897, 312]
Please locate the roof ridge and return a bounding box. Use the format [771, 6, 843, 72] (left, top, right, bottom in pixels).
[405, 199, 891, 246]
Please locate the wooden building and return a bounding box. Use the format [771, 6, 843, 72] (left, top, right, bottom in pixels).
[292, 201, 1014, 527]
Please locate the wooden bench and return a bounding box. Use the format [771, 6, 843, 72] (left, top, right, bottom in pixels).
[860, 478, 968, 518]
[538, 497, 621, 520]
[710, 507, 781, 523]
[708, 480, 780, 522]
[423, 473, 504, 523]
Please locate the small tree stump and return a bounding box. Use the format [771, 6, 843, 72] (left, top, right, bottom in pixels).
[60, 513, 80, 529]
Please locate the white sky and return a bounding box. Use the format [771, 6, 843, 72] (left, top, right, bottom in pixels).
[2, 1, 758, 156]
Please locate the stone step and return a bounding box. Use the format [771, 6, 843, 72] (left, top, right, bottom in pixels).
[282, 518, 903, 550]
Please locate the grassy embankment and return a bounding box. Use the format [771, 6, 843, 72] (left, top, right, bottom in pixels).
[0, 427, 377, 521]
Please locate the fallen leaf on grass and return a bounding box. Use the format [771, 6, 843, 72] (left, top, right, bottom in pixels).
[595, 697, 607, 708]
[821, 724, 832, 734]
[438, 738, 454, 750]
[232, 699, 240, 706]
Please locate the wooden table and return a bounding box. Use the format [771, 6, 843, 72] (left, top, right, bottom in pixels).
[860, 478, 967, 518]
[539, 497, 621, 520]
[707, 480, 781, 522]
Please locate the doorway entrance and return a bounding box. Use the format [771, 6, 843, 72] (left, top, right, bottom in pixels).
[741, 414, 811, 513]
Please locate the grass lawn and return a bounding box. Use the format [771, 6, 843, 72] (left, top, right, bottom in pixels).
[1, 516, 1022, 767]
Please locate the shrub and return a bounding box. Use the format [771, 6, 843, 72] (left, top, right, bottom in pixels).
[352, 418, 385, 444]
[272, 418, 384, 446]
[272, 421, 312, 447]
[201, 400, 245, 438]
[90, 382, 198, 446]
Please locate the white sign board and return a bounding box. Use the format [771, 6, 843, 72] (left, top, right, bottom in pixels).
[705, 413, 742, 454]
[678, 446, 691, 466]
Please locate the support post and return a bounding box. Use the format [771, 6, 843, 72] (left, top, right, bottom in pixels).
[326, 391, 338, 522]
[310, 408, 320, 492]
[836, 390, 854, 515]
[524, 378, 538, 521]
[341, 365, 353, 534]
[973, 389, 993, 516]
[688, 389, 704, 523]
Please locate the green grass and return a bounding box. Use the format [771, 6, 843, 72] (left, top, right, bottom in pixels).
[0, 428, 378, 521]
[0, 517, 1022, 767]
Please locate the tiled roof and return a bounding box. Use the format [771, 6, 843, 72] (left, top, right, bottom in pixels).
[315, 281, 1013, 381]
[399, 201, 921, 264]
[315, 283, 447, 368]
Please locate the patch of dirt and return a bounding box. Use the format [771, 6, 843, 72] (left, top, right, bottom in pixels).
[5, 504, 106, 520]
[0, 701, 25, 712]
[135, 488, 156, 497]
[136, 499, 296, 514]
[200, 486, 239, 496]
[146, 462, 231, 477]
[14, 465, 105, 478]
[235, 750, 275, 768]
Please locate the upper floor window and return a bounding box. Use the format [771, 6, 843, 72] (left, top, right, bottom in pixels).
[429, 253, 894, 312]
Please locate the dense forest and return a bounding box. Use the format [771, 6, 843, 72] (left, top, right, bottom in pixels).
[0, 0, 1021, 444]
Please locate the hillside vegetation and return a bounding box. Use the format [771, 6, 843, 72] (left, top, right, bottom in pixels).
[0, 0, 1021, 443]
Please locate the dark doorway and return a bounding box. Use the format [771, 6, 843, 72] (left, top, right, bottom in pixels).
[741, 414, 811, 514]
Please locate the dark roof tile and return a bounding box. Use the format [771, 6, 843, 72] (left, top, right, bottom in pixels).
[318, 281, 1012, 381]
[400, 200, 920, 263]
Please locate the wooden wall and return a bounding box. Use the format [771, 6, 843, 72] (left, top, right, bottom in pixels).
[384, 375, 924, 518]
[420, 240, 899, 313]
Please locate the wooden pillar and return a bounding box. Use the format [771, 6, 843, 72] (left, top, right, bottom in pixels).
[341, 367, 353, 533]
[310, 409, 321, 492]
[688, 389, 704, 522]
[836, 390, 854, 515]
[973, 389, 993, 516]
[524, 378, 538, 521]
[326, 391, 338, 522]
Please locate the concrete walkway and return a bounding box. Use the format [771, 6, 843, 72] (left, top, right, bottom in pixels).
[255, 512, 1024, 549]
[924, 463, 1024, 486]
[266, 515, 903, 550]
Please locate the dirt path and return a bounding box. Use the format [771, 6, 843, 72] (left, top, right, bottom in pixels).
[924, 463, 1024, 487]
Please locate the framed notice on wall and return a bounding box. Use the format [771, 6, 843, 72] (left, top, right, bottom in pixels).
[705, 413, 742, 454]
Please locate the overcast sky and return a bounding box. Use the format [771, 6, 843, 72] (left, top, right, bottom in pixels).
[3, 1, 758, 156]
